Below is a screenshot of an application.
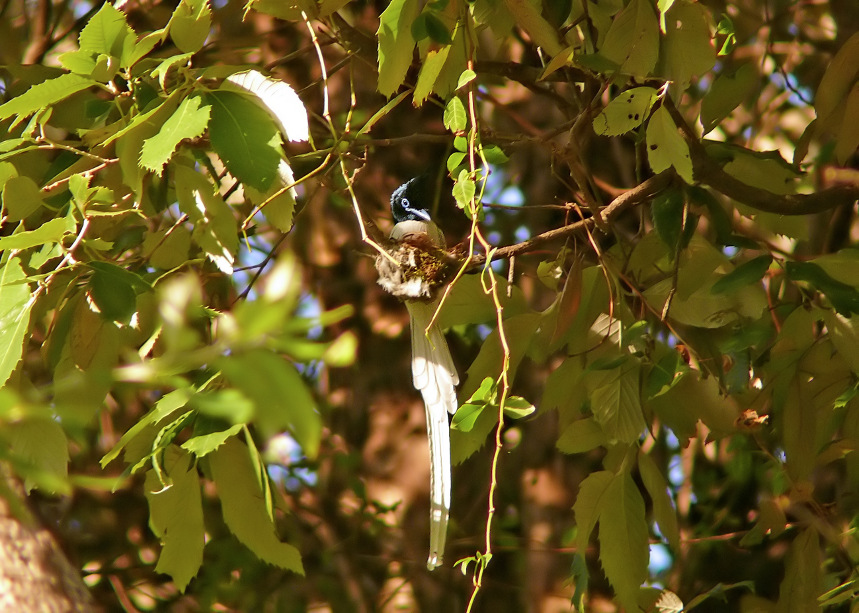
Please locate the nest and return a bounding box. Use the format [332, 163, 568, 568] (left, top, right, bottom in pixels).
[375, 239, 461, 302]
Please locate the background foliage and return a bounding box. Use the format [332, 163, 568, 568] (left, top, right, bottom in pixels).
[1, 0, 859, 611]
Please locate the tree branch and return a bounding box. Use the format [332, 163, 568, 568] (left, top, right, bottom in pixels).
[664, 99, 859, 215]
[468, 171, 674, 267]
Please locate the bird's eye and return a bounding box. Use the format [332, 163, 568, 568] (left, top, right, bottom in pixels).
[401, 197, 410, 209]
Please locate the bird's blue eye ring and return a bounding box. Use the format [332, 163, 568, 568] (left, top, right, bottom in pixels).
[401, 197, 410, 209]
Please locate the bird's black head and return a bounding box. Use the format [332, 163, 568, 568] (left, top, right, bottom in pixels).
[391, 177, 432, 224]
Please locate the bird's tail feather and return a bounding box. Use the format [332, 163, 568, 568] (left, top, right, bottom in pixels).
[406, 300, 458, 570]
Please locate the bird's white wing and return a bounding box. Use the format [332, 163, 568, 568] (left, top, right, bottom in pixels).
[406, 299, 459, 570]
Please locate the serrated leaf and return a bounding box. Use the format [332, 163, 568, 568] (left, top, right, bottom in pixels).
[0, 73, 96, 127]
[646, 105, 693, 183]
[101, 388, 194, 468]
[444, 96, 467, 132]
[0, 218, 71, 251]
[169, 0, 212, 54]
[377, 0, 421, 97]
[414, 43, 452, 106]
[206, 90, 282, 191]
[711, 255, 772, 295]
[217, 350, 321, 457]
[557, 417, 607, 454]
[140, 95, 210, 175]
[593, 86, 658, 136]
[144, 447, 204, 591]
[590, 363, 646, 444]
[209, 438, 304, 574]
[600, 0, 659, 78]
[78, 3, 135, 63]
[224, 70, 309, 142]
[173, 162, 237, 274]
[701, 63, 758, 134]
[573, 470, 613, 554]
[599, 471, 649, 611]
[638, 451, 680, 551]
[182, 423, 243, 457]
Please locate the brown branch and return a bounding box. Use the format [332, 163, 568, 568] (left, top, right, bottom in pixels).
[468, 171, 674, 267]
[663, 99, 859, 216]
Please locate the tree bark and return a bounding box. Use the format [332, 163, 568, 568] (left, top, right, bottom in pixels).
[0, 468, 94, 613]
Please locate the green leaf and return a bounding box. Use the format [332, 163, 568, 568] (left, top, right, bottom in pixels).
[504, 0, 562, 56]
[140, 95, 210, 175]
[169, 0, 212, 54]
[814, 31, 859, 126]
[701, 63, 758, 134]
[646, 105, 693, 183]
[423, 12, 452, 44]
[78, 3, 136, 65]
[599, 471, 649, 611]
[217, 350, 321, 457]
[452, 169, 476, 209]
[451, 401, 487, 432]
[481, 145, 509, 164]
[600, 0, 659, 78]
[651, 188, 685, 253]
[444, 96, 467, 132]
[7, 417, 70, 494]
[446, 151, 466, 173]
[0, 218, 71, 251]
[654, 1, 716, 92]
[209, 438, 304, 574]
[245, 159, 297, 233]
[87, 263, 139, 324]
[413, 43, 452, 106]
[776, 528, 821, 613]
[2, 176, 44, 222]
[503, 395, 535, 419]
[589, 363, 646, 444]
[101, 387, 194, 468]
[206, 90, 282, 191]
[224, 70, 309, 143]
[710, 255, 772, 295]
[593, 86, 658, 136]
[144, 447, 204, 591]
[556, 417, 608, 454]
[456, 68, 476, 90]
[0, 73, 96, 127]
[173, 162, 237, 274]
[786, 260, 859, 316]
[377, 0, 421, 97]
[182, 423, 243, 457]
[573, 470, 613, 554]
[638, 451, 680, 551]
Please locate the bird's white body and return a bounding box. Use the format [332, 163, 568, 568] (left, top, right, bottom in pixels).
[389, 218, 459, 570]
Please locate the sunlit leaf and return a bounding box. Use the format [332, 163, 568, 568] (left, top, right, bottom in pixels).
[209, 438, 304, 574]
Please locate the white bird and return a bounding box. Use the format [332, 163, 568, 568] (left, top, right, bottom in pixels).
[376, 177, 459, 570]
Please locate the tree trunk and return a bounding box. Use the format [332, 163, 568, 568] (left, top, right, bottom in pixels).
[0, 468, 94, 612]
